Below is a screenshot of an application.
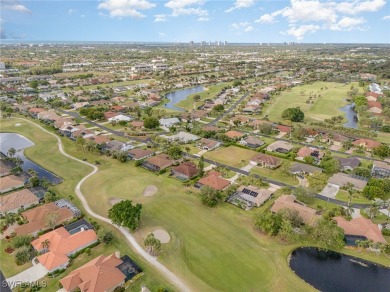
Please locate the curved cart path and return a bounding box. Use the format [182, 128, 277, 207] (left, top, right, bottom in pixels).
[16, 118, 190, 292]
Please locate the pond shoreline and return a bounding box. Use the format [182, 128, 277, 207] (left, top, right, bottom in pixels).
[0, 132, 63, 184]
[289, 246, 390, 292]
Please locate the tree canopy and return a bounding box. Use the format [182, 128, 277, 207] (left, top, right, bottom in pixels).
[108, 200, 142, 231]
[281, 107, 305, 122]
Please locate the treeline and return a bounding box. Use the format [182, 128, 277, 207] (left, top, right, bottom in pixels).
[28, 65, 62, 75]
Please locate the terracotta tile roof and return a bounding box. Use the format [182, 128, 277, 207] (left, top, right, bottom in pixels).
[104, 111, 119, 119]
[225, 130, 244, 139]
[86, 135, 110, 145]
[60, 253, 125, 292]
[352, 139, 381, 150]
[275, 125, 292, 133]
[367, 101, 382, 109]
[15, 202, 74, 235]
[202, 125, 221, 132]
[0, 189, 39, 214]
[270, 195, 318, 225]
[172, 161, 199, 178]
[198, 172, 230, 190]
[145, 154, 173, 169]
[32, 227, 98, 271]
[334, 217, 386, 243]
[130, 120, 144, 128]
[28, 108, 46, 114]
[0, 175, 25, 192]
[251, 153, 281, 167]
[128, 149, 154, 159]
[199, 138, 219, 149]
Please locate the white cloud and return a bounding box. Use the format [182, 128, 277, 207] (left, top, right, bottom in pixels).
[98, 0, 156, 18]
[255, 13, 276, 23]
[286, 24, 320, 40]
[255, 0, 384, 40]
[158, 32, 166, 37]
[68, 9, 75, 15]
[198, 17, 209, 22]
[154, 14, 167, 22]
[165, 0, 208, 18]
[1, 0, 31, 13]
[330, 17, 365, 30]
[382, 15, 390, 20]
[334, 0, 386, 15]
[232, 22, 254, 33]
[225, 0, 255, 12]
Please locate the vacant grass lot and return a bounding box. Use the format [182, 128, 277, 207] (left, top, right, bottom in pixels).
[175, 82, 232, 111]
[267, 82, 363, 123]
[335, 190, 371, 204]
[204, 146, 257, 168]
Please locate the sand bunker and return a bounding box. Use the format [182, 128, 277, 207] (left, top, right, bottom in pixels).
[142, 185, 158, 197]
[152, 229, 170, 243]
[15, 123, 21, 127]
[108, 197, 124, 206]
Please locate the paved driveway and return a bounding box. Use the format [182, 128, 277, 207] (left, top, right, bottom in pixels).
[6, 263, 48, 289]
[320, 183, 340, 199]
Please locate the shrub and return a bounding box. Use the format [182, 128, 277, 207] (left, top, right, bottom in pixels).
[15, 248, 31, 265]
[382, 229, 390, 236]
[12, 235, 33, 249]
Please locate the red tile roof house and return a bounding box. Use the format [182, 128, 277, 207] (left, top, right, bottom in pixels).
[224, 130, 245, 140]
[250, 153, 281, 169]
[334, 217, 387, 244]
[367, 101, 383, 114]
[142, 154, 173, 172]
[171, 161, 200, 181]
[352, 139, 381, 151]
[28, 107, 46, 117]
[60, 253, 127, 292]
[0, 189, 39, 216]
[127, 149, 154, 161]
[104, 111, 120, 120]
[0, 175, 25, 193]
[196, 171, 230, 191]
[296, 147, 325, 162]
[198, 138, 221, 151]
[14, 202, 74, 236]
[31, 227, 98, 273]
[270, 195, 319, 225]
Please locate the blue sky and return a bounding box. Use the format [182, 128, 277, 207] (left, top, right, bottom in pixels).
[1, 0, 390, 43]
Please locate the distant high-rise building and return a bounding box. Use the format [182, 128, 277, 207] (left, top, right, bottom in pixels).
[190, 41, 194, 46]
[224, 41, 227, 46]
[0, 62, 5, 70]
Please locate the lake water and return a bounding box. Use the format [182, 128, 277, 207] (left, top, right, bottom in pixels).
[289, 247, 390, 292]
[0, 132, 62, 184]
[339, 103, 358, 128]
[164, 85, 204, 111]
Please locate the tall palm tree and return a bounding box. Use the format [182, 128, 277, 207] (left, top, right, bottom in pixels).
[41, 239, 50, 252]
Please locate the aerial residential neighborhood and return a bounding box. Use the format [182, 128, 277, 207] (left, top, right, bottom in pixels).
[1, 0, 390, 291]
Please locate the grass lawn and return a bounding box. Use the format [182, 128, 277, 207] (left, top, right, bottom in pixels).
[251, 165, 298, 186]
[0, 239, 32, 277]
[267, 82, 363, 123]
[175, 82, 232, 111]
[335, 190, 371, 204]
[376, 132, 390, 144]
[204, 146, 257, 168]
[0, 118, 174, 291]
[81, 163, 316, 292]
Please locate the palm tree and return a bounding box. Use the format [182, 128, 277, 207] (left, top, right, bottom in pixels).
[41, 239, 50, 252]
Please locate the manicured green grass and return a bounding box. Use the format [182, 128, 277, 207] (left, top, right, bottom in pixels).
[175, 82, 232, 111]
[267, 82, 363, 123]
[376, 132, 390, 144]
[204, 146, 257, 168]
[81, 164, 316, 291]
[251, 166, 298, 186]
[335, 190, 372, 204]
[0, 239, 32, 277]
[0, 118, 174, 291]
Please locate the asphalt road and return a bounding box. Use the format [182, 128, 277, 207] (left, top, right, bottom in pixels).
[186, 153, 372, 208]
[208, 92, 250, 125]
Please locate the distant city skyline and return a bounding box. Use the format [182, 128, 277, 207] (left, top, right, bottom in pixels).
[1, 0, 390, 43]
